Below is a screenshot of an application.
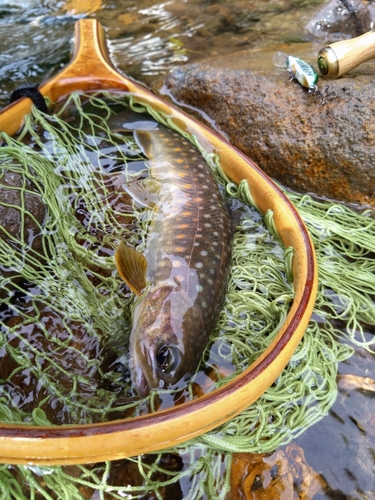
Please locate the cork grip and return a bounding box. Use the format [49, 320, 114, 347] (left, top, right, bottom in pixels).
[318, 29, 375, 79]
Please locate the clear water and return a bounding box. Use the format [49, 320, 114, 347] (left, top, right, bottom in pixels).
[0, 1, 373, 499]
[0, 0, 325, 104]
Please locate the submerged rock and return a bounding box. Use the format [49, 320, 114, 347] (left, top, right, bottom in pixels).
[160, 52, 375, 206]
[0, 170, 46, 301]
[305, 0, 375, 42]
[0, 170, 46, 273]
[0, 171, 45, 243]
[227, 443, 326, 499]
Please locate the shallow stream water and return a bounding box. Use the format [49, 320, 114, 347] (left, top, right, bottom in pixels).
[0, 1, 374, 499]
[0, 0, 327, 105]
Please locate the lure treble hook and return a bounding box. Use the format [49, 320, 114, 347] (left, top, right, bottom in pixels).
[273, 52, 326, 104]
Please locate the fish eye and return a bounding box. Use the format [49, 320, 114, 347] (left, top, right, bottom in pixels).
[156, 345, 179, 373]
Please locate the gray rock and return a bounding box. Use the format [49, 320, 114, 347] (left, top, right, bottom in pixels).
[305, 0, 375, 43]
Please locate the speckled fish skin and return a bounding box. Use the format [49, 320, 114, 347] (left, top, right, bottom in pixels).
[129, 126, 232, 395]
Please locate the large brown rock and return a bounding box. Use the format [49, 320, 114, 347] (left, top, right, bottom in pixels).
[160, 50, 375, 206]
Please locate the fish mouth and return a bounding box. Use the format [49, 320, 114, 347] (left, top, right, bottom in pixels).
[130, 352, 150, 398]
[135, 369, 149, 398]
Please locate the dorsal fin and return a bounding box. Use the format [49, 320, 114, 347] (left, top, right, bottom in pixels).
[111, 128, 155, 159]
[114, 241, 147, 296]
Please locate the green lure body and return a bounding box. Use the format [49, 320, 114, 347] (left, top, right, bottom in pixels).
[286, 55, 319, 90]
[273, 52, 319, 91]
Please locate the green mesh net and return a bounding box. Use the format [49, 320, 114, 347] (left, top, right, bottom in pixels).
[0, 92, 373, 499]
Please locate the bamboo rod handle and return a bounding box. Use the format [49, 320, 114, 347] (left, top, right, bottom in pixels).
[318, 29, 375, 79]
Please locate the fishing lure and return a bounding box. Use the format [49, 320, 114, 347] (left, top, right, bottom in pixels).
[273, 51, 325, 102]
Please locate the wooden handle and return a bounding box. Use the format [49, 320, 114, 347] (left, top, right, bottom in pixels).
[0, 19, 130, 136]
[318, 29, 375, 79]
[0, 19, 318, 466]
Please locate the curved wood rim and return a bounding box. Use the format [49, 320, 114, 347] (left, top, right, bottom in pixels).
[0, 19, 318, 465]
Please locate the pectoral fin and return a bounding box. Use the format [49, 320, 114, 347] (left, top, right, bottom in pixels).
[124, 178, 160, 208]
[115, 241, 147, 296]
[134, 130, 154, 159]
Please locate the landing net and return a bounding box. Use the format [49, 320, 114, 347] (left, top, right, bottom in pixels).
[0, 92, 373, 499]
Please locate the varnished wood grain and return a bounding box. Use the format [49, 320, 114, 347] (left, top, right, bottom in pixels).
[0, 19, 317, 465]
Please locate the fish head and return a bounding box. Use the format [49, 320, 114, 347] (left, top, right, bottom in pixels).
[129, 284, 205, 396]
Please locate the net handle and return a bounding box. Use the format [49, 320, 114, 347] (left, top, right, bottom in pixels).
[0, 19, 130, 136]
[0, 19, 318, 465]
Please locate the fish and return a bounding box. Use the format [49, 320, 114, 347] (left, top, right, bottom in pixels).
[114, 125, 232, 395]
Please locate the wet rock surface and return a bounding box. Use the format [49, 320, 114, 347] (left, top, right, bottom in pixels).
[305, 0, 375, 42]
[160, 49, 375, 206]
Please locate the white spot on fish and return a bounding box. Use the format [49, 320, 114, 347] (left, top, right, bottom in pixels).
[200, 250, 208, 256]
[204, 223, 212, 228]
[195, 262, 203, 268]
[202, 301, 207, 308]
[196, 284, 203, 292]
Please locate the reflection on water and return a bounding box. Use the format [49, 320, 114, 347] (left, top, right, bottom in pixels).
[0, 0, 324, 104]
[296, 345, 375, 498]
[105, 0, 324, 82]
[0, 0, 74, 102]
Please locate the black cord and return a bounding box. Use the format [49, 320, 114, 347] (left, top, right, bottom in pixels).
[10, 83, 48, 114]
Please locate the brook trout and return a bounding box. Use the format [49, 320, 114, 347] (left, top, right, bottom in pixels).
[115, 126, 232, 395]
